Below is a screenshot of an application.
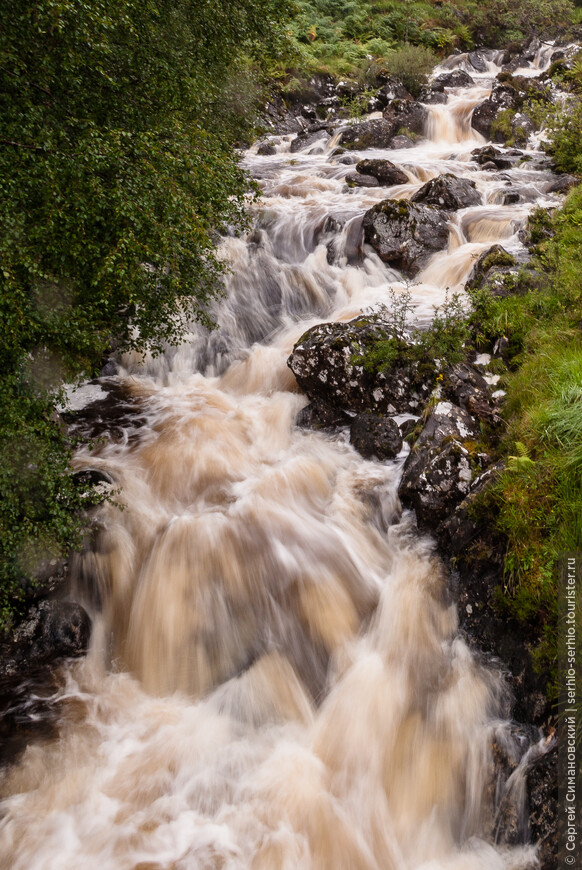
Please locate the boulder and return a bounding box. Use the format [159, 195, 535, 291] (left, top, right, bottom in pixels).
[290, 128, 330, 153]
[345, 172, 380, 188]
[444, 362, 504, 428]
[410, 173, 481, 210]
[431, 70, 475, 91]
[545, 174, 579, 194]
[339, 119, 397, 151]
[465, 244, 517, 295]
[257, 142, 276, 156]
[471, 145, 522, 170]
[390, 134, 416, 149]
[350, 414, 403, 460]
[287, 319, 439, 416]
[418, 89, 448, 105]
[375, 76, 413, 105]
[0, 600, 92, 679]
[296, 399, 351, 430]
[382, 99, 428, 139]
[471, 88, 519, 140]
[398, 401, 484, 528]
[356, 158, 409, 186]
[362, 199, 449, 277]
[468, 50, 488, 73]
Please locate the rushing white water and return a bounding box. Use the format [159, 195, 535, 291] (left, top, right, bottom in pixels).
[0, 46, 564, 870]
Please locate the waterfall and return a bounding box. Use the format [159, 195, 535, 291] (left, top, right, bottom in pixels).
[0, 47, 564, 870]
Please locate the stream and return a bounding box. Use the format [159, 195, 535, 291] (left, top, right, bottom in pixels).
[0, 46, 566, 870]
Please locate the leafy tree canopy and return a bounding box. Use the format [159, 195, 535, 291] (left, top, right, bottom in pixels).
[0, 0, 293, 625]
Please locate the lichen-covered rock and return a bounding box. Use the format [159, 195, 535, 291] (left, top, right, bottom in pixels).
[444, 361, 503, 427]
[355, 158, 409, 186]
[465, 244, 517, 295]
[398, 401, 483, 527]
[375, 76, 413, 105]
[362, 199, 449, 277]
[411, 173, 482, 210]
[287, 319, 439, 416]
[350, 414, 403, 460]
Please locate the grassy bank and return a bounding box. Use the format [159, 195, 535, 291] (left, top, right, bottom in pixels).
[468, 191, 582, 697]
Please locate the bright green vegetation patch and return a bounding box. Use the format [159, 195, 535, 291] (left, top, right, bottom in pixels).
[351, 289, 469, 374]
[280, 0, 577, 89]
[468, 186, 582, 697]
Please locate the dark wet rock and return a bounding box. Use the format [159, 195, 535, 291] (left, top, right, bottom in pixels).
[62, 378, 148, 445]
[471, 76, 550, 141]
[356, 158, 409, 186]
[100, 358, 119, 377]
[418, 88, 448, 105]
[437, 461, 504, 557]
[545, 174, 579, 194]
[257, 142, 277, 156]
[398, 401, 484, 528]
[382, 99, 428, 139]
[287, 319, 439, 416]
[335, 79, 360, 98]
[339, 118, 397, 150]
[444, 362, 503, 427]
[0, 600, 91, 680]
[72, 468, 115, 489]
[398, 417, 418, 439]
[337, 154, 358, 165]
[465, 244, 518, 296]
[471, 145, 521, 171]
[290, 128, 330, 153]
[375, 76, 413, 105]
[362, 199, 449, 277]
[390, 134, 416, 149]
[315, 95, 341, 121]
[431, 70, 475, 91]
[410, 173, 481, 210]
[468, 50, 488, 73]
[502, 191, 521, 205]
[296, 399, 351, 430]
[528, 741, 558, 869]
[345, 172, 380, 188]
[350, 414, 403, 460]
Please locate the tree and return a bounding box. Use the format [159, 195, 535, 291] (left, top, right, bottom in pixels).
[0, 0, 293, 625]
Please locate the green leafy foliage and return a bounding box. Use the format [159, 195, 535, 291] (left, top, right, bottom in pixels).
[0, 0, 294, 627]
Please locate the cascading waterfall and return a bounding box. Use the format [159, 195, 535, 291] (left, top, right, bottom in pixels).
[0, 46, 565, 870]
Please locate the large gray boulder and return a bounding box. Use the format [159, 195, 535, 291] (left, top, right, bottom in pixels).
[410, 173, 482, 210]
[362, 199, 449, 277]
[398, 401, 484, 527]
[287, 318, 439, 416]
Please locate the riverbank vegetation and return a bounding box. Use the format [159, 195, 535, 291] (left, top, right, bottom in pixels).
[0, 0, 293, 626]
